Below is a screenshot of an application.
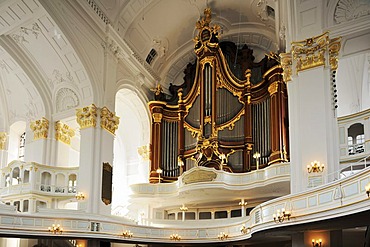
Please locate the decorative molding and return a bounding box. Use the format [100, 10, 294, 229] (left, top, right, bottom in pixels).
[279, 53, 292, 81]
[55, 121, 75, 145]
[138, 145, 150, 161]
[0, 132, 7, 150]
[56, 88, 80, 112]
[256, 0, 269, 21]
[11, 23, 41, 44]
[334, 0, 370, 24]
[291, 32, 329, 72]
[30, 117, 49, 140]
[48, 69, 75, 90]
[268, 82, 279, 95]
[182, 167, 217, 184]
[86, 0, 110, 25]
[100, 107, 120, 135]
[101, 37, 126, 61]
[76, 104, 97, 129]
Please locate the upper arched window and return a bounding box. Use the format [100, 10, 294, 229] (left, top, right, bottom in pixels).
[348, 123, 365, 155]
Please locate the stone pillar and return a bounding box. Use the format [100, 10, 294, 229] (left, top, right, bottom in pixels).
[286, 32, 341, 193]
[76, 104, 119, 215]
[26, 117, 50, 164]
[0, 132, 8, 168]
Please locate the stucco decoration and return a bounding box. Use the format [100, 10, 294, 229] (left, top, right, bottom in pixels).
[334, 0, 370, 24]
[56, 88, 80, 112]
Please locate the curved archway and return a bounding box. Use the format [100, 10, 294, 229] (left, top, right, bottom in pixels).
[112, 86, 150, 216]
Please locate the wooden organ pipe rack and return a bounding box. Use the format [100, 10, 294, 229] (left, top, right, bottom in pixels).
[148, 8, 289, 183]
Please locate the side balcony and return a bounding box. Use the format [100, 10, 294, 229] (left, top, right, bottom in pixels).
[0, 160, 78, 211]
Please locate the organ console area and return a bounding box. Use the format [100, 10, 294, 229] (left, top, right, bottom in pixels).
[148, 8, 289, 183]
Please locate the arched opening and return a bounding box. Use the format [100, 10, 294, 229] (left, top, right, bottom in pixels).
[11, 167, 20, 185]
[7, 121, 26, 163]
[68, 174, 77, 193]
[55, 173, 65, 193]
[348, 123, 365, 155]
[41, 172, 51, 192]
[23, 169, 30, 183]
[112, 87, 150, 216]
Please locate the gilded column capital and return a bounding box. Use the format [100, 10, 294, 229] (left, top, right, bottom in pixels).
[55, 121, 75, 145]
[152, 113, 163, 123]
[100, 106, 120, 135]
[329, 37, 342, 70]
[0, 132, 7, 150]
[291, 32, 329, 72]
[76, 104, 97, 129]
[30, 117, 49, 140]
[279, 53, 292, 82]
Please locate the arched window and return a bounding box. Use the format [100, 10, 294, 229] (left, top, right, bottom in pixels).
[68, 174, 77, 193]
[348, 123, 365, 155]
[12, 167, 20, 185]
[41, 172, 51, 192]
[55, 173, 65, 193]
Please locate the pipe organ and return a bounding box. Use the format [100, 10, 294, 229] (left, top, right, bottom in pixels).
[149, 8, 289, 183]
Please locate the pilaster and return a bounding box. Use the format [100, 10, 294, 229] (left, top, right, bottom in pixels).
[26, 117, 50, 164]
[53, 121, 75, 167]
[76, 104, 119, 215]
[287, 32, 341, 193]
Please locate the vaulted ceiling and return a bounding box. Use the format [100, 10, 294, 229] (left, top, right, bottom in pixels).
[0, 0, 284, 130]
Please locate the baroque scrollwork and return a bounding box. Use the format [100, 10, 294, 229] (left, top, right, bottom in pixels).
[55, 121, 75, 145]
[290, 32, 341, 74]
[279, 53, 292, 82]
[100, 107, 120, 135]
[291, 32, 329, 72]
[30, 117, 49, 140]
[76, 104, 97, 129]
[138, 145, 150, 161]
[0, 132, 7, 150]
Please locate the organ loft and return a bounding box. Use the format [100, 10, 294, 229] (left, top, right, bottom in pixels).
[148, 8, 289, 183]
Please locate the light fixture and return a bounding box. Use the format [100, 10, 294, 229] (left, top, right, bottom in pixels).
[240, 224, 250, 234]
[48, 224, 63, 234]
[156, 168, 163, 183]
[75, 192, 85, 200]
[307, 160, 324, 173]
[273, 208, 291, 223]
[253, 152, 261, 169]
[170, 233, 181, 240]
[239, 200, 248, 206]
[121, 230, 133, 238]
[365, 183, 370, 197]
[180, 204, 188, 211]
[312, 238, 322, 247]
[217, 232, 228, 240]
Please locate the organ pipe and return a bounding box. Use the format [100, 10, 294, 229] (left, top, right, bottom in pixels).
[148, 8, 289, 182]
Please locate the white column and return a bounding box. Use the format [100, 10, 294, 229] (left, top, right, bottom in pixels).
[76, 104, 119, 215]
[285, 5, 341, 191]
